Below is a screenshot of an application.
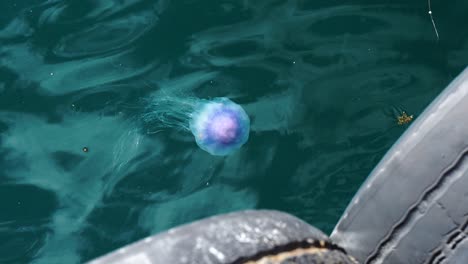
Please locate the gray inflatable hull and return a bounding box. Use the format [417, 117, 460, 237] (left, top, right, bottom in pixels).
[331, 67, 468, 264]
[88, 210, 356, 264]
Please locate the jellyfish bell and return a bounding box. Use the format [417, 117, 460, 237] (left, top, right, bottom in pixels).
[142, 95, 250, 156]
[190, 98, 250, 156]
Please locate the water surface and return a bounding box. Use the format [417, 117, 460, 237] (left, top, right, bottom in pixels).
[0, 0, 467, 263]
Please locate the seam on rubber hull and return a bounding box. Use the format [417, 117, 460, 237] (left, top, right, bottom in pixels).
[366, 147, 468, 264]
[231, 239, 349, 264]
[425, 217, 468, 264]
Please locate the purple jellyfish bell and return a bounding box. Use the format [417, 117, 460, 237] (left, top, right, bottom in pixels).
[189, 98, 250, 156]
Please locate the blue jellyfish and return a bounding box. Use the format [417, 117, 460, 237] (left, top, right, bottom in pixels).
[143, 96, 250, 156]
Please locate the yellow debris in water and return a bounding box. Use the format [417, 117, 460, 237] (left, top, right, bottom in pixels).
[397, 111, 413, 125]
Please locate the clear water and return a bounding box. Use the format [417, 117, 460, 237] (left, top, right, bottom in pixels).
[0, 0, 466, 263]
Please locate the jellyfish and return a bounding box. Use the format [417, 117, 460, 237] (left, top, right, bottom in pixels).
[142, 96, 250, 156]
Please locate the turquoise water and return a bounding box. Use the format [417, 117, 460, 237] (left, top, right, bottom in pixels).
[0, 0, 467, 263]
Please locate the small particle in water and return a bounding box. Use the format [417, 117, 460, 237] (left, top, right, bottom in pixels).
[50, 72, 54, 76]
[82, 147, 89, 153]
[397, 111, 413, 125]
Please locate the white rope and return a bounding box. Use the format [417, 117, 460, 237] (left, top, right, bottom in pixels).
[428, 0, 440, 41]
